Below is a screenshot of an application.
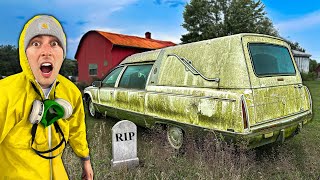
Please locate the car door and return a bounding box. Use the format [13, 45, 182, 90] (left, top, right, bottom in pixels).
[113, 63, 153, 126]
[97, 66, 124, 117]
[242, 36, 310, 126]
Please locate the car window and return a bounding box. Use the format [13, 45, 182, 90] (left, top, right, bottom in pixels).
[249, 44, 296, 76]
[119, 64, 153, 89]
[102, 67, 124, 87]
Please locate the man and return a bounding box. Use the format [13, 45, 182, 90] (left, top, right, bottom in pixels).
[0, 15, 93, 179]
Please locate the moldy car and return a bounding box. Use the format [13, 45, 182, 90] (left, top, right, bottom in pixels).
[84, 33, 313, 149]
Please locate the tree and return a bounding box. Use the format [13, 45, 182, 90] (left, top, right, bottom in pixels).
[181, 0, 278, 43]
[227, 0, 278, 35]
[181, 0, 216, 43]
[60, 59, 78, 77]
[309, 59, 318, 72]
[284, 40, 306, 52]
[0, 45, 21, 76]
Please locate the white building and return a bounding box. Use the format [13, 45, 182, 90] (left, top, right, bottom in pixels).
[292, 50, 311, 73]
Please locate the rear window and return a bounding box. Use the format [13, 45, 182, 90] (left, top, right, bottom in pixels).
[248, 44, 296, 76]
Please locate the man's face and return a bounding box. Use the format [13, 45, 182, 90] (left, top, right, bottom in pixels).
[26, 35, 64, 88]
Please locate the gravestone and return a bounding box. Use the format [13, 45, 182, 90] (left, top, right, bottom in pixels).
[111, 120, 139, 169]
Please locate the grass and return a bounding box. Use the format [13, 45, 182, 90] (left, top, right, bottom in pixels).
[63, 81, 320, 180]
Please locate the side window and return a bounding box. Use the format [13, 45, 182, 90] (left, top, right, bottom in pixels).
[89, 64, 98, 76]
[102, 67, 123, 87]
[119, 64, 153, 89]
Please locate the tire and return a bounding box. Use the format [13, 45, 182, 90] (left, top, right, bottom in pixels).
[87, 97, 101, 118]
[167, 125, 184, 150]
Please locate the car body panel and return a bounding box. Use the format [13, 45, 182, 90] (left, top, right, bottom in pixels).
[145, 85, 244, 132]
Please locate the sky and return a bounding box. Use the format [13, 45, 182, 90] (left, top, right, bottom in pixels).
[0, 0, 319, 62]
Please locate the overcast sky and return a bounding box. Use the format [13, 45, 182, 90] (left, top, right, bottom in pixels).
[0, 0, 319, 62]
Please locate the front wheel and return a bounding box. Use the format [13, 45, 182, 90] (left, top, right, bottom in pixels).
[87, 97, 101, 118]
[167, 125, 184, 150]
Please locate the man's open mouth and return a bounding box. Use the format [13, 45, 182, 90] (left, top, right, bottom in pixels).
[40, 63, 53, 74]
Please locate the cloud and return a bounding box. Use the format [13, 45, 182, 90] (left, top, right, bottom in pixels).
[122, 27, 186, 44]
[22, 0, 137, 58]
[67, 26, 126, 59]
[82, 26, 125, 35]
[153, 0, 188, 7]
[67, 35, 83, 58]
[76, 20, 89, 26]
[275, 10, 320, 33]
[51, 1, 139, 38]
[154, 0, 162, 5]
[53, 0, 137, 7]
[151, 31, 184, 44]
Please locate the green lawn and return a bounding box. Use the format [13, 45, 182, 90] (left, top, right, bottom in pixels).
[63, 80, 320, 180]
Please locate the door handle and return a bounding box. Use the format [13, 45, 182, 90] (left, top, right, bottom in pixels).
[294, 84, 303, 88]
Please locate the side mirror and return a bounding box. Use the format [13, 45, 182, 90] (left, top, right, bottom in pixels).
[92, 81, 102, 88]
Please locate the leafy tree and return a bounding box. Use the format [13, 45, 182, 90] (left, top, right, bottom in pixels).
[0, 45, 21, 76]
[181, 0, 278, 43]
[285, 40, 306, 52]
[226, 0, 277, 35]
[181, 0, 215, 43]
[60, 59, 78, 77]
[309, 59, 318, 72]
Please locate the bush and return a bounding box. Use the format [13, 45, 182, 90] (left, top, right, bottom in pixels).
[75, 82, 89, 93]
[301, 72, 317, 81]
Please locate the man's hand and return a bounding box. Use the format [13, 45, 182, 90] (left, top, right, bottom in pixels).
[82, 159, 93, 180]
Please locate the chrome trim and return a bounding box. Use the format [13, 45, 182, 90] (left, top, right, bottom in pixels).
[114, 66, 127, 88]
[167, 54, 220, 82]
[305, 86, 312, 113]
[250, 110, 312, 130]
[146, 91, 236, 102]
[241, 95, 250, 131]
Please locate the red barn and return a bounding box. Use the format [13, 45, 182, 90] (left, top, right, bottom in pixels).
[75, 30, 176, 84]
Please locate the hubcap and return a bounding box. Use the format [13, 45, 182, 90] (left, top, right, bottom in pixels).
[167, 126, 183, 149]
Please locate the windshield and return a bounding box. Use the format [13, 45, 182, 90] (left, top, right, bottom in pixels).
[249, 43, 296, 76]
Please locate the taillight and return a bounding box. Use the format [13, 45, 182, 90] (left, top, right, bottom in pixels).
[241, 97, 249, 129]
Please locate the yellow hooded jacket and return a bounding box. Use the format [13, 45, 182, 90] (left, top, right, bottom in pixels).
[0, 16, 89, 179]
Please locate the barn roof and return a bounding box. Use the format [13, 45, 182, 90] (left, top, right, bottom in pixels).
[96, 31, 176, 49]
[292, 50, 311, 58]
[75, 30, 176, 59]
